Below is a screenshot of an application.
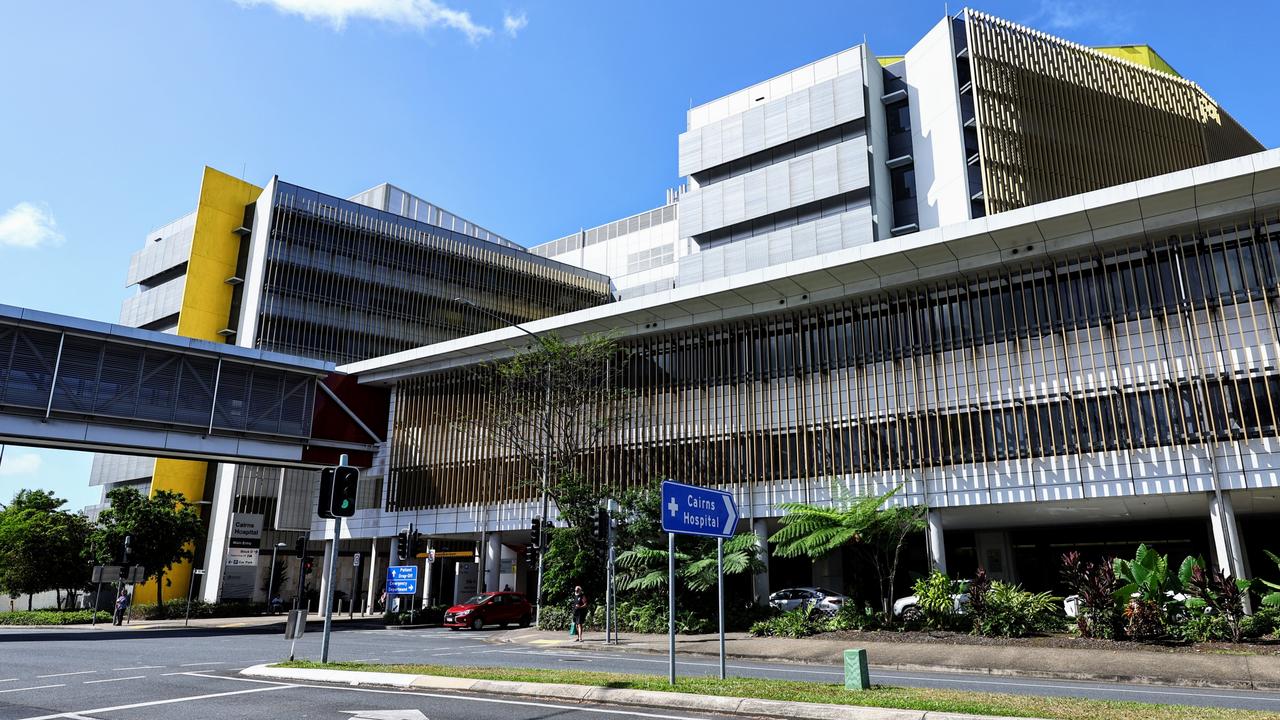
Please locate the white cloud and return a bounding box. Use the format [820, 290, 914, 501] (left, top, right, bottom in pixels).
[1027, 1, 1132, 33]
[0, 202, 63, 249]
[503, 10, 527, 38]
[235, 0, 493, 43]
[0, 453, 43, 477]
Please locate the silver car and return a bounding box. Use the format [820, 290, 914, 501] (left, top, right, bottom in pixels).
[768, 587, 849, 615]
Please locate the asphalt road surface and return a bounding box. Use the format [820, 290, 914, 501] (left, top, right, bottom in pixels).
[1, 622, 1278, 719]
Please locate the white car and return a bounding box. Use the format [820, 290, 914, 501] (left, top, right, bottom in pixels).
[768, 587, 849, 615]
[893, 588, 970, 618]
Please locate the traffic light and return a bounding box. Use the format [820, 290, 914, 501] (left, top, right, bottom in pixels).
[329, 466, 359, 518]
[524, 543, 538, 564]
[294, 535, 307, 559]
[410, 528, 422, 558]
[303, 557, 314, 575]
[593, 508, 609, 543]
[122, 534, 133, 565]
[317, 467, 335, 519]
[396, 528, 410, 561]
[529, 517, 542, 547]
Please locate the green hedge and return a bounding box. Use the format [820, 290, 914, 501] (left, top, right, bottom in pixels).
[0, 610, 110, 625]
[131, 599, 269, 620]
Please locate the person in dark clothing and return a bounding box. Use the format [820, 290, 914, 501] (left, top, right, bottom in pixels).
[571, 586, 587, 642]
[112, 589, 129, 626]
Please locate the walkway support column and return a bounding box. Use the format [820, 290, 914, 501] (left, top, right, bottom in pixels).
[485, 533, 503, 592]
[1210, 491, 1247, 578]
[364, 538, 378, 616]
[318, 538, 334, 614]
[752, 518, 770, 606]
[927, 509, 947, 574]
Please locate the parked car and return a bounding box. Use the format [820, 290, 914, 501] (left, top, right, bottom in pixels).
[444, 591, 533, 631]
[768, 587, 849, 615]
[893, 581, 970, 619]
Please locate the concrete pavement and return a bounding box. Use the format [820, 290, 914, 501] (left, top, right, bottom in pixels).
[489, 628, 1280, 691]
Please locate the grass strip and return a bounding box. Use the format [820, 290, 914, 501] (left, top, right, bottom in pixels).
[279, 660, 1272, 720]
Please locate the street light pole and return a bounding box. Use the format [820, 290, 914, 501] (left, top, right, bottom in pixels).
[267, 542, 287, 612]
[456, 297, 553, 625]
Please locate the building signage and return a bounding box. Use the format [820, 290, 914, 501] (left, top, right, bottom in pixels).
[222, 513, 264, 599]
[660, 480, 738, 539]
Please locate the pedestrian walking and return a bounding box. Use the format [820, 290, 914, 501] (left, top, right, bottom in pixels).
[571, 585, 588, 642]
[112, 589, 129, 626]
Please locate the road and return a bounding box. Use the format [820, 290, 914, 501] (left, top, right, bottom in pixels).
[0, 622, 1278, 719]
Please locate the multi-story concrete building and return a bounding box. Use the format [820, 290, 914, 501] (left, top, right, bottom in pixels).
[336, 9, 1276, 606]
[95, 9, 1277, 608]
[91, 168, 610, 603]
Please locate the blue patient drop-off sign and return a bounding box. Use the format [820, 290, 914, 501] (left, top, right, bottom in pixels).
[386, 565, 418, 594]
[661, 480, 738, 539]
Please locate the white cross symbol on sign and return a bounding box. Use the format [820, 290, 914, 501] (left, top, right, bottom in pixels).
[667, 497, 679, 517]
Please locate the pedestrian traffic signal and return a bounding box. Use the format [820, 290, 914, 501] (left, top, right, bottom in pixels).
[317, 467, 336, 519]
[294, 535, 307, 559]
[329, 466, 359, 518]
[122, 534, 133, 565]
[303, 558, 314, 575]
[593, 508, 609, 543]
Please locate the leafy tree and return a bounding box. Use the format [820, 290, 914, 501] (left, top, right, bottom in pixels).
[770, 484, 925, 615]
[91, 487, 203, 605]
[0, 490, 93, 609]
[616, 532, 763, 593]
[1256, 550, 1280, 609]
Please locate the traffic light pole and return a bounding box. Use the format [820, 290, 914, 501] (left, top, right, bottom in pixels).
[535, 369, 550, 626]
[319, 454, 349, 663]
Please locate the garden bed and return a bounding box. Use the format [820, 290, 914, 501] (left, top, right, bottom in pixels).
[817, 628, 1280, 655]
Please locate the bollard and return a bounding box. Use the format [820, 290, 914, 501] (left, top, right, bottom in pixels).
[843, 648, 870, 690]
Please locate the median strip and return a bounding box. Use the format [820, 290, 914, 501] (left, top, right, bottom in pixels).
[246, 662, 1275, 720]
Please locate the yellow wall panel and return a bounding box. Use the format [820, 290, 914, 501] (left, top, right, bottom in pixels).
[148, 167, 262, 603]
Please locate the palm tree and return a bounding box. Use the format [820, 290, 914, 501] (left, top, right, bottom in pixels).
[770, 484, 925, 615]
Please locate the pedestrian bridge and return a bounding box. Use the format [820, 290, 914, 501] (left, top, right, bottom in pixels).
[0, 305, 387, 467]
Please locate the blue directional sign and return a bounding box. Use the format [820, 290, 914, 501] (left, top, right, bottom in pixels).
[661, 480, 739, 539]
[386, 565, 418, 595]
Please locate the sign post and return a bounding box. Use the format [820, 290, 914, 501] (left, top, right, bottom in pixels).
[660, 480, 738, 685]
[320, 454, 358, 664]
[185, 568, 205, 627]
[351, 552, 361, 619]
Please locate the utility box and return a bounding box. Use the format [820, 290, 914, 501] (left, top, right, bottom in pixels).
[843, 648, 870, 690]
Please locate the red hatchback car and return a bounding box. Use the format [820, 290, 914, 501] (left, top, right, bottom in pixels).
[444, 591, 533, 630]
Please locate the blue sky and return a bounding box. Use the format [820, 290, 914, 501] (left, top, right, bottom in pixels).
[0, 0, 1277, 510]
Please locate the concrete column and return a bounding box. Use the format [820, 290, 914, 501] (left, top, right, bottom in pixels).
[364, 538, 378, 616]
[1210, 491, 1247, 578]
[423, 540, 434, 607]
[927, 509, 947, 574]
[318, 539, 334, 614]
[485, 533, 502, 592]
[752, 518, 771, 606]
[387, 535, 400, 612]
[200, 463, 238, 603]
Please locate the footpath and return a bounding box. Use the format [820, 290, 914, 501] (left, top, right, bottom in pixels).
[488, 628, 1280, 691]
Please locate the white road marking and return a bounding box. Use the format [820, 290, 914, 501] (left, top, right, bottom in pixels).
[0, 678, 20, 683]
[37, 671, 97, 679]
[247, 677, 724, 720]
[16, 684, 294, 720]
[110, 665, 161, 671]
[83, 676, 146, 685]
[179, 662, 226, 667]
[0, 684, 65, 694]
[874, 672, 1280, 703]
[500, 649, 844, 677]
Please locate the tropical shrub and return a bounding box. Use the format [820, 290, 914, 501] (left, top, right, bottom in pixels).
[1256, 550, 1280, 610]
[822, 602, 883, 632]
[1178, 610, 1230, 642]
[750, 607, 825, 638]
[1183, 562, 1249, 643]
[1061, 551, 1121, 639]
[0, 610, 109, 625]
[973, 582, 1061, 638]
[910, 570, 968, 631]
